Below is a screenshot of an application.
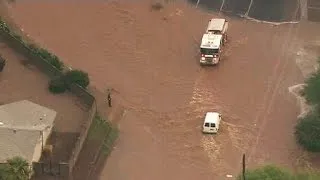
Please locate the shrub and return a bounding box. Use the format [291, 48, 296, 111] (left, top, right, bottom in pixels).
[63, 69, 90, 88]
[238, 165, 320, 180]
[295, 112, 320, 152]
[151, 2, 164, 11]
[48, 76, 67, 94]
[304, 71, 320, 105]
[0, 18, 11, 33]
[12, 34, 23, 42]
[32, 47, 64, 71]
[237, 165, 292, 180]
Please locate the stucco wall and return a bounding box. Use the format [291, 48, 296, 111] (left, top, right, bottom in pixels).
[32, 127, 53, 163]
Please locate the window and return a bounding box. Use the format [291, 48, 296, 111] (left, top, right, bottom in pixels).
[210, 123, 216, 127]
[208, 30, 221, 34]
[201, 48, 219, 55]
[205, 123, 210, 127]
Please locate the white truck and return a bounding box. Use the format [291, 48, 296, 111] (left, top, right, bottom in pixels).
[199, 18, 228, 65]
[206, 18, 228, 41]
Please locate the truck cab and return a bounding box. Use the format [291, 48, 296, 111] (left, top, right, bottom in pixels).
[200, 34, 223, 65]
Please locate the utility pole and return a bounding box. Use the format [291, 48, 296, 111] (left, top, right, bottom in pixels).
[242, 154, 246, 180]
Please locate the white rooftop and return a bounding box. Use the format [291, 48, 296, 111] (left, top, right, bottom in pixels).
[207, 18, 226, 32]
[200, 34, 223, 49]
[0, 100, 56, 130]
[0, 100, 57, 163]
[204, 112, 220, 123]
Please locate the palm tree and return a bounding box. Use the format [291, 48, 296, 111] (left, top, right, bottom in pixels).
[2, 156, 32, 180]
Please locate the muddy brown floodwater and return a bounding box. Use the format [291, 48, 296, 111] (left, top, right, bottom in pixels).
[4, 0, 311, 179]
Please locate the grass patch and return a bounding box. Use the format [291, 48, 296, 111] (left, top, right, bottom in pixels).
[238, 165, 320, 180]
[88, 115, 118, 155]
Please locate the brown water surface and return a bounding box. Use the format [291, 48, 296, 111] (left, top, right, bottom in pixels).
[5, 0, 306, 179]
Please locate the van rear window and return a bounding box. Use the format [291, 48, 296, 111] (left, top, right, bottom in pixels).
[210, 123, 216, 127]
[205, 123, 210, 127]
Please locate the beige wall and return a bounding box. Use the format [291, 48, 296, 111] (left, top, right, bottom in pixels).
[32, 127, 53, 162]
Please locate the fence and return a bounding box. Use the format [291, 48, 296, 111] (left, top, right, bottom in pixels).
[68, 98, 96, 177]
[0, 24, 97, 178]
[32, 162, 69, 177]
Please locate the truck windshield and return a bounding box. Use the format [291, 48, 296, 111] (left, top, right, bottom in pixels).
[201, 48, 219, 55]
[208, 30, 221, 34]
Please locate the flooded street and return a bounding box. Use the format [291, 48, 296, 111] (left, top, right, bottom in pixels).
[3, 0, 310, 179]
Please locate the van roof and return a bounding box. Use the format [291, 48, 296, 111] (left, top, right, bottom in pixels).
[200, 34, 222, 49]
[204, 112, 220, 124]
[207, 18, 226, 32]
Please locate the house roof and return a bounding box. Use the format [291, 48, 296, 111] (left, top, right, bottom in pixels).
[0, 100, 56, 130]
[0, 128, 40, 163]
[0, 100, 57, 163]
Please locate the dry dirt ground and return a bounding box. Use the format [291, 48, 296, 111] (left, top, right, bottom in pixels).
[0, 26, 88, 176]
[3, 0, 320, 179]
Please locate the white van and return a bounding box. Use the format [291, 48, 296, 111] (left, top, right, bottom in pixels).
[202, 112, 221, 133]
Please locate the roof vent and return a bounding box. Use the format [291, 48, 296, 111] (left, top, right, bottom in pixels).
[40, 114, 47, 121]
[0, 122, 3, 126]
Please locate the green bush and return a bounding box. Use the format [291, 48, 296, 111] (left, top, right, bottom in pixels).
[304, 71, 320, 105]
[32, 47, 64, 71]
[295, 112, 320, 152]
[63, 69, 90, 88]
[238, 165, 320, 180]
[0, 18, 11, 33]
[48, 76, 67, 94]
[238, 165, 292, 180]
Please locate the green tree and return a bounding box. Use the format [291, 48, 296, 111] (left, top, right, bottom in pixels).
[63, 69, 90, 88]
[304, 57, 320, 105]
[295, 112, 320, 152]
[1, 156, 32, 180]
[304, 72, 320, 105]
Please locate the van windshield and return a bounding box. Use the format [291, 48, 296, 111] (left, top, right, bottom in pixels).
[210, 123, 216, 127]
[205, 123, 210, 127]
[201, 48, 219, 55]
